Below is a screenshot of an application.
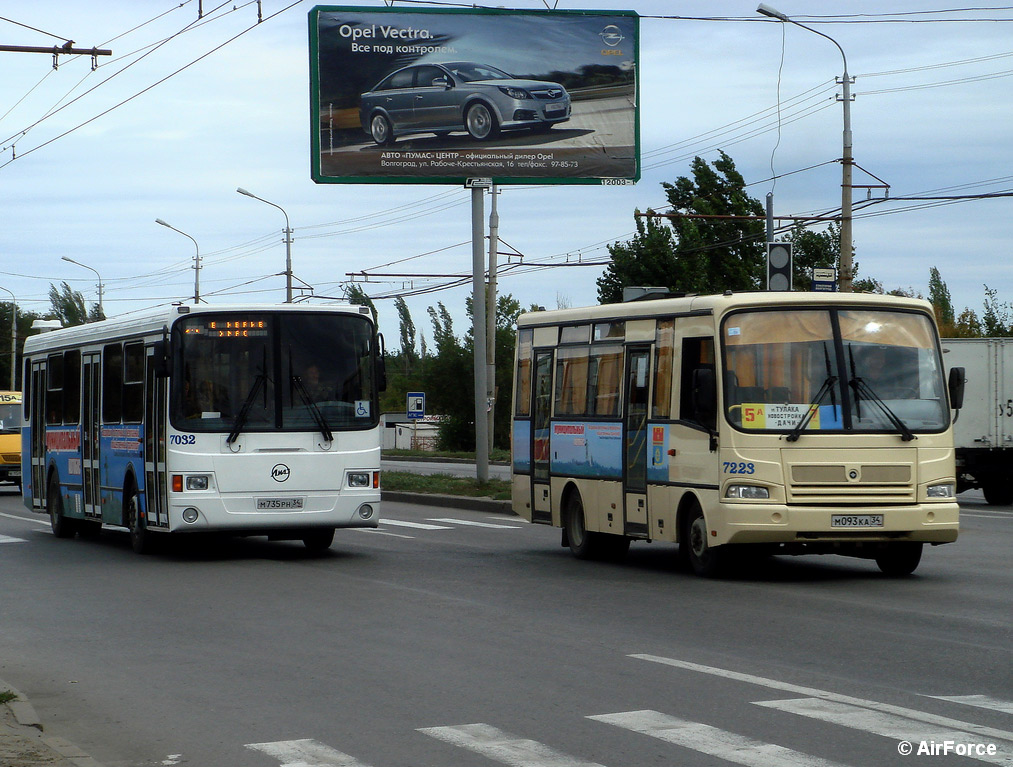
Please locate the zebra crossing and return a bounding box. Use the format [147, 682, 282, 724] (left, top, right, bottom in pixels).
[244, 656, 1013, 767]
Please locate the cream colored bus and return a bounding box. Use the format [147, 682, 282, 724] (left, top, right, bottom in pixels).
[511, 291, 965, 577]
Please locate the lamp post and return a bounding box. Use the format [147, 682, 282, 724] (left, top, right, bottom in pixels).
[61, 256, 105, 318]
[0, 286, 16, 390]
[757, 3, 854, 292]
[236, 187, 293, 303]
[155, 219, 202, 303]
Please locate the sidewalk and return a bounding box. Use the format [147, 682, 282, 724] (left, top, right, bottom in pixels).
[1, 683, 103, 767]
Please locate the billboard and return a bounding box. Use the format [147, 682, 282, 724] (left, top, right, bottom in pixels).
[309, 6, 639, 185]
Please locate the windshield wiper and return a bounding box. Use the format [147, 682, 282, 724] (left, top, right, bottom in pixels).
[786, 343, 838, 443]
[227, 374, 266, 445]
[291, 375, 333, 443]
[847, 344, 915, 441]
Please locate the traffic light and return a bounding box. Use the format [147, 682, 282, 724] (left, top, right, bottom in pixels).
[767, 242, 792, 291]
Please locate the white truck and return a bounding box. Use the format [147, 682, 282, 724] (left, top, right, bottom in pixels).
[941, 338, 1013, 505]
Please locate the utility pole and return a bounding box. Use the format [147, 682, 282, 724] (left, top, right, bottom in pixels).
[486, 184, 499, 456]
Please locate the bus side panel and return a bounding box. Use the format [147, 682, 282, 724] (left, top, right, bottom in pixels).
[511, 420, 532, 521]
[44, 426, 85, 520]
[21, 427, 32, 510]
[552, 477, 623, 535]
[99, 424, 144, 525]
[550, 421, 622, 479]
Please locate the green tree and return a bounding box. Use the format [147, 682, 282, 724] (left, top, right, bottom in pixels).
[394, 296, 417, 367]
[928, 266, 955, 332]
[343, 283, 377, 324]
[423, 302, 473, 450]
[981, 286, 1013, 336]
[598, 151, 765, 302]
[48, 282, 101, 326]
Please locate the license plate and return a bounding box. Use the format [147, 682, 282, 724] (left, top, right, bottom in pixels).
[831, 514, 884, 528]
[256, 497, 304, 510]
[545, 103, 565, 114]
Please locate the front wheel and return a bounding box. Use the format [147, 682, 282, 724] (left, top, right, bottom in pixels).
[48, 475, 75, 539]
[682, 503, 726, 577]
[465, 103, 499, 141]
[127, 493, 153, 554]
[875, 542, 923, 576]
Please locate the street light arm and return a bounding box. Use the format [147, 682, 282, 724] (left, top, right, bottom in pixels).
[756, 4, 847, 71]
[236, 187, 290, 230]
[236, 187, 294, 302]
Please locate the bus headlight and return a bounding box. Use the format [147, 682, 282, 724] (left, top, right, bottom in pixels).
[348, 472, 371, 488]
[927, 483, 955, 498]
[185, 475, 210, 491]
[725, 484, 770, 500]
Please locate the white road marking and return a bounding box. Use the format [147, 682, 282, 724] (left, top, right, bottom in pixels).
[0, 510, 49, 526]
[926, 695, 1013, 715]
[427, 518, 522, 529]
[246, 738, 372, 767]
[631, 654, 1013, 742]
[380, 519, 451, 530]
[349, 528, 415, 539]
[419, 723, 606, 767]
[0, 534, 26, 543]
[590, 709, 848, 767]
[755, 698, 1013, 766]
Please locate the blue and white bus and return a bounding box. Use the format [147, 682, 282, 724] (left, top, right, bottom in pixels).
[22, 303, 384, 553]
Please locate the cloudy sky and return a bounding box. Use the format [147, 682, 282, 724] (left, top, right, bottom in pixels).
[2, 1, 1011, 346]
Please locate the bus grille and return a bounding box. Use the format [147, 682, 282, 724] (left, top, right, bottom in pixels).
[788, 463, 914, 504]
[1, 452, 19, 464]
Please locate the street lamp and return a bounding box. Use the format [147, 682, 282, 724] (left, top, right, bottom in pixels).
[61, 256, 105, 317]
[236, 187, 294, 303]
[155, 219, 202, 303]
[757, 3, 854, 292]
[0, 286, 16, 390]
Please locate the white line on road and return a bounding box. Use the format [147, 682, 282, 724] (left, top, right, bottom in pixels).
[0, 511, 49, 527]
[419, 723, 606, 767]
[631, 654, 1013, 742]
[350, 528, 415, 539]
[925, 695, 1013, 715]
[380, 519, 452, 530]
[589, 709, 848, 767]
[0, 534, 26, 543]
[755, 698, 1013, 766]
[427, 518, 522, 528]
[246, 738, 372, 767]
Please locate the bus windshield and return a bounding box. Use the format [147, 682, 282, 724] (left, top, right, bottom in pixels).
[0, 402, 21, 434]
[171, 311, 376, 433]
[723, 308, 948, 435]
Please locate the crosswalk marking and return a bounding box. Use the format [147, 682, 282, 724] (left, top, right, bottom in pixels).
[754, 698, 1013, 766]
[427, 517, 522, 529]
[380, 519, 451, 530]
[632, 654, 1013, 742]
[927, 695, 1013, 714]
[589, 710, 848, 767]
[350, 528, 415, 539]
[0, 534, 26, 544]
[418, 723, 606, 767]
[246, 738, 372, 767]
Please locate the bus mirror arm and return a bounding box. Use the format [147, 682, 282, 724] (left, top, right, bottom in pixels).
[152, 336, 171, 378]
[948, 366, 965, 411]
[691, 368, 719, 452]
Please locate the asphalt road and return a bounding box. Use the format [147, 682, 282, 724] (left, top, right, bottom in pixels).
[1, 485, 1010, 767]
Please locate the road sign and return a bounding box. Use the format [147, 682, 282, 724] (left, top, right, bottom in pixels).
[812, 267, 838, 292]
[407, 392, 426, 420]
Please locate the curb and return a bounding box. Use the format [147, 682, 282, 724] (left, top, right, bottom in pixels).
[1, 679, 107, 767]
[381, 490, 513, 515]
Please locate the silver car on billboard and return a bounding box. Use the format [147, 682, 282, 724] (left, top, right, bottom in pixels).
[359, 61, 571, 146]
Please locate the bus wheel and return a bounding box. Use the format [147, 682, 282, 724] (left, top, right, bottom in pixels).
[302, 527, 335, 552]
[875, 542, 922, 576]
[127, 493, 152, 555]
[564, 491, 601, 560]
[48, 476, 75, 539]
[982, 479, 1013, 506]
[684, 503, 725, 577]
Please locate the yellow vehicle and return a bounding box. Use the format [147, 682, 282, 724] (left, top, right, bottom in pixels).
[511, 292, 965, 577]
[0, 391, 22, 490]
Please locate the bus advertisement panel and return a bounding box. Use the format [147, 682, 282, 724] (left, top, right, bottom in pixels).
[309, 5, 639, 185]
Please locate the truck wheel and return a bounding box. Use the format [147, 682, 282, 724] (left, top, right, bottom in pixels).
[875, 542, 923, 576]
[982, 480, 1013, 506]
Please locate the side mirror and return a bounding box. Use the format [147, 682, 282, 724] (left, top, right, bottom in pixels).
[152, 333, 171, 378]
[375, 332, 387, 393]
[692, 368, 717, 422]
[948, 366, 965, 410]
[433, 76, 451, 89]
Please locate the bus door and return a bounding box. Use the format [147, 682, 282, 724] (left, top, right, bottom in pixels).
[81, 353, 102, 520]
[29, 361, 47, 510]
[144, 348, 168, 528]
[623, 345, 651, 537]
[530, 350, 553, 523]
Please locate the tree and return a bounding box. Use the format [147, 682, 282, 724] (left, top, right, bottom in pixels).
[394, 296, 417, 367]
[343, 283, 377, 324]
[423, 302, 473, 450]
[981, 286, 1012, 337]
[928, 266, 955, 332]
[48, 282, 102, 326]
[598, 151, 764, 302]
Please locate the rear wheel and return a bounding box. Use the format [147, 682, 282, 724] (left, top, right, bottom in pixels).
[48, 475, 75, 539]
[369, 113, 394, 146]
[875, 542, 923, 576]
[564, 491, 599, 559]
[303, 527, 335, 552]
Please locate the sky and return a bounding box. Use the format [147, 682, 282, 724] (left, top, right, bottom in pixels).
[2, 1, 1012, 349]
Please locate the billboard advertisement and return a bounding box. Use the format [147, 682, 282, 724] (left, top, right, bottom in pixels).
[309, 6, 639, 185]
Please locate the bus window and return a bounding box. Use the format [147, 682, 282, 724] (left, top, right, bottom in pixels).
[123, 342, 144, 423]
[680, 337, 715, 429]
[653, 319, 675, 419]
[103, 344, 124, 423]
[64, 350, 81, 424]
[590, 344, 623, 416]
[555, 347, 589, 416]
[514, 328, 532, 417]
[47, 353, 64, 425]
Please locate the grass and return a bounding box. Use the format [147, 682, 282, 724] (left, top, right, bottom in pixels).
[382, 470, 512, 501]
[0, 690, 16, 705]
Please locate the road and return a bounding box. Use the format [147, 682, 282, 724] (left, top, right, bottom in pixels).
[1, 485, 1010, 767]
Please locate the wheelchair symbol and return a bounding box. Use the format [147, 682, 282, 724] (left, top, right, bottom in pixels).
[356, 401, 369, 417]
